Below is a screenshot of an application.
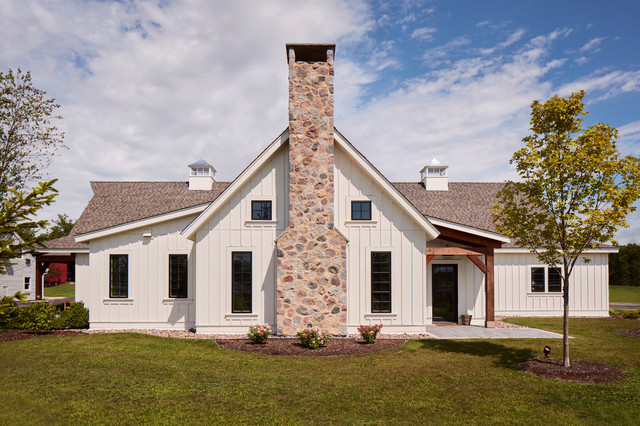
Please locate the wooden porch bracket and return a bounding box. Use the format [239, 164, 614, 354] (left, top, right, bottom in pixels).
[426, 255, 436, 266]
[466, 255, 487, 274]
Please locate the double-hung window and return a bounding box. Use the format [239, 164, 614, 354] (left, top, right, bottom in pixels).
[371, 251, 391, 313]
[232, 252, 252, 313]
[169, 254, 188, 298]
[531, 266, 563, 293]
[110, 254, 128, 298]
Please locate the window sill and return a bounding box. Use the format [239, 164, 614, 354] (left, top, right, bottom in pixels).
[364, 313, 397, 318]
[162, 298, 193, 304]
[527, 292, 562, 296]
[244, 220, 277, 226]
[103, 298, 134, 305]
[345, 220, 377, 226]
[225, 313, 258, 319]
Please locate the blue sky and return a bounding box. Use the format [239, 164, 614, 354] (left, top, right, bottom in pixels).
[1, 0, 639, 243]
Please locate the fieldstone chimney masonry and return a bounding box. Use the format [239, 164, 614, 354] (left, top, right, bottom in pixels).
[275, 44, 348, 336]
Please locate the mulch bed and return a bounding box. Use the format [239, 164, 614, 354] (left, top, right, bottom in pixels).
[619, 329, 640, 338]
[0, 329, 83, 343]
[518, 358, 626, 384]
[216, 338, 406, 356]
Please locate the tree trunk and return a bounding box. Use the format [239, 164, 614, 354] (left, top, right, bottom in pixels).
[563, 270, 570, 368]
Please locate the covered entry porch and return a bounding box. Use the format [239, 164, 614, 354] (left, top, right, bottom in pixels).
[427, 226, 504, 328]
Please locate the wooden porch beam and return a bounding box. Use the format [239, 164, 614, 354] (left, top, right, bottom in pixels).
[426, 247, 486, 256]
[466, 255, 487, 274]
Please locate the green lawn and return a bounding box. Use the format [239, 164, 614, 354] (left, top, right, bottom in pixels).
[43, 282, 75, 298]
[610, 285, 640, 303]
[1, 318, 638, 424]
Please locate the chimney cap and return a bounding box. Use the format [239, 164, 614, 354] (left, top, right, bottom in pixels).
[189, 157, 216, 171]
[286, 43, 336, 63]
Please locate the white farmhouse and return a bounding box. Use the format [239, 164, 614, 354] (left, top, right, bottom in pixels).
[40, 44, 614, 334]
[1, 232, 36, 301]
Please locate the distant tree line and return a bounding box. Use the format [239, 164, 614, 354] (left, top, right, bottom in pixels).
[609, 244, 640, 287]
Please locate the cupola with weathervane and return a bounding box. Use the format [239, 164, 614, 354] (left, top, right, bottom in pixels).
[420, 157, 449, 191]
[188, 157, 216, 190]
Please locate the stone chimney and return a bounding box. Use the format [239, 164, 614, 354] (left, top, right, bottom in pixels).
[276, 43, 348, 336]
[420, 157, 449, 191]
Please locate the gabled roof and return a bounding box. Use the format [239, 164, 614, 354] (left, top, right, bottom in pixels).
[39, 234, 89, 252]
[74, 181, 229, 237]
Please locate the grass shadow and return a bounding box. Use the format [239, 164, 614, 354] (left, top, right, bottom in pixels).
[418, 339, 537, 370]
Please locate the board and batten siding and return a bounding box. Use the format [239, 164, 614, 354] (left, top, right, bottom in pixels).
[82, 215, 197, 329]
[194, 144, 288, 333]
[494, 251, 609, 316]
[334, 144, 431, 333]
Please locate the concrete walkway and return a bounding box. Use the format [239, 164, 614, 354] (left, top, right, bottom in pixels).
[610, 303, 640, 311]
[425, 325, 563, 339]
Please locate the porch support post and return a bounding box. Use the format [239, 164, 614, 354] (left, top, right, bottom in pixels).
[35, 259, 45, 300]
[485, 248, 495, 328]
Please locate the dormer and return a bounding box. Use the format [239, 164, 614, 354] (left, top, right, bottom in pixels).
[420, 158, 449, 191]
[188, 158, 216, 190]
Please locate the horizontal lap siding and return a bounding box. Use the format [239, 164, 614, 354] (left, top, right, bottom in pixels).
[335, 145, 427, 331]
[495, 252, 609, 316]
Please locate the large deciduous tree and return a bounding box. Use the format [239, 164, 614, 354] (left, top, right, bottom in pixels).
[0, 68, 66, 197]
[492, 90, 640, 367]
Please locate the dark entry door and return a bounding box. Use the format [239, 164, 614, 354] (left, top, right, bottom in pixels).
[432, 264, 458, 322]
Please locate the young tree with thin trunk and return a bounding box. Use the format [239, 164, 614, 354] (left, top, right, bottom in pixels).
[492, 90, 640, 367]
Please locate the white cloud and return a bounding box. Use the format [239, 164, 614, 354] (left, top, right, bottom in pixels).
[411, 27, 437, 42]
[580, 37, 604, 53]
[558, 70, 640, 100]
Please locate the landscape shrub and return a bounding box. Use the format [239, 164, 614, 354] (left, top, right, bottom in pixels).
[247, 324, 271, 343]
[609, 308, 640, 319]
[296, 328, 328, 349]
[57, 302, 89, 329]
[0, 292, 27, 329]
[357, 324, 383, 343]
[17, 302, 58, 331]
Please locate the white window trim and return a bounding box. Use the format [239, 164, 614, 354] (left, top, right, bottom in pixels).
[103, 250, 134, 302]
[245, 197, 277, 226]
[528, 265, 564, 294]
[225, 246, 258, 316]
[365, 246, 398, 315]
[165, 250, 191, 300]
[345, 195, 379, 226]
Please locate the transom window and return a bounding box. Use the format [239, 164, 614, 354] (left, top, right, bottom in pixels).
[371, 251, 391, 313]
[110, 254, 128, 298]
[169, 254, 188, 298]
[251, 200, 272, 221]
[351, 201, 372, 221]
[531, 266, 563, 293]
[232, 252, 252, 313]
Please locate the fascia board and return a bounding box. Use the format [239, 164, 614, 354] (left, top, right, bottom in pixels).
[334, 130, 440, 240]
[496, 247, 619, 254]
[75, 204, 208, 243]
[427, 217, 511, 243]
[182, 129, 289, 241]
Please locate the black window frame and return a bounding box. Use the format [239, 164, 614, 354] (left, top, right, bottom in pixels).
[169, 254, 188, 298]
[109, 254, 129, 298]
[547, 267, 563, 293]
[371, 251, 391, 313]
[531, 267, 545, 293]
[251, 200, 272, 221]
[232, 252, 252, 313]
[531, 266, 563, 293]
[351, 200, 372, 221]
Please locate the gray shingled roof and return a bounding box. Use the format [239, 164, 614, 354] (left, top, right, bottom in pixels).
[393, 182, 504, 233]
[40, 234, 88, 250]
[73, 181, 230, 236]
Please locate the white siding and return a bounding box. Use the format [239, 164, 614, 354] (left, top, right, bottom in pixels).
[194, 144, 288, 333]
[0, 252, 36, 301]
[495, 252, 609, 316]
[335, 144, 430, 333]
[84, 215, 197, 329]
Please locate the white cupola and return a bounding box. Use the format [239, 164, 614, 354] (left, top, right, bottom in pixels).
[188, 158, 216, 190]
[420, 157, 449, 191]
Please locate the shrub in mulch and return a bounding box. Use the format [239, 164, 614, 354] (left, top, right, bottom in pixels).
[216, 337, 405, 356]
[619, 329, 640, 338]
[518, 358, 627, 384]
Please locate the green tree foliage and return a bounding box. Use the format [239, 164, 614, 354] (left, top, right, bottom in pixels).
[0, 291, 27, 329]
[0, 68, 66, 197]
[0, 180, 58, 274]
[42, 213, 75, 241]
[609, 243, 640, 287]
[492, 91, 640, 367]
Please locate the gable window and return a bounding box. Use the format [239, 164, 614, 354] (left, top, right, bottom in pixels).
[251, 200, 272, 221]
[371, 251, 391, 313]
[110, 254, 128, 298]
[24, 277, 31, 290]
[351, 201, 372, 221]
[531, 266, 563, 293]
[169, 254, 188, 298]
[25, 259, 31, 266]
[232, 252, 252, 313]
